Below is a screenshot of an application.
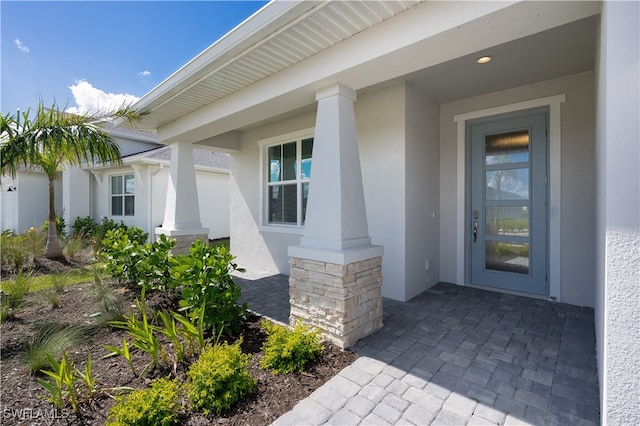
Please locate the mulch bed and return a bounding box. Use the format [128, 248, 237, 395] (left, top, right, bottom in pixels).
[0, 261, 357, 425]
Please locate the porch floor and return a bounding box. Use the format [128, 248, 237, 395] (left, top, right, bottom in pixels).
[236, 274, 600, 425]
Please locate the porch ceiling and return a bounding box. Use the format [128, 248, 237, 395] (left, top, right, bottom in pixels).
[132, 0, 599, 145]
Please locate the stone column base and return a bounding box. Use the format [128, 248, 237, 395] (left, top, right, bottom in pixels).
[289, 256, 383, 349]
[155, 228, 209, 255]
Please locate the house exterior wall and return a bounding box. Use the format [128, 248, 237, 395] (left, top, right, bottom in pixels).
[439, 71, 596, 307]
[405, 85, 441, 301]
[89, 164, 229, 241]
[595, 1, 640, 422]
[231, 111, 316, 274]
[0, 171, 62, 234]
[357, 85, 406, 300]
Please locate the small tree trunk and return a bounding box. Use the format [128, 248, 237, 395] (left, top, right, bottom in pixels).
[44, 177, 64, 259]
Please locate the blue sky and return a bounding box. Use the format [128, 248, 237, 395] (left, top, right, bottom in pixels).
[1, 1, 268, 115]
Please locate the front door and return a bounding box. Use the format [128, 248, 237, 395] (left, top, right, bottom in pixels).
[469, 111, 548, 295]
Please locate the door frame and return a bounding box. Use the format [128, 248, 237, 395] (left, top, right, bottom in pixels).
[453, 94, 565, 301]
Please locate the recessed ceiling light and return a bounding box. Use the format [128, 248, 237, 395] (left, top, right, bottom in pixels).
[477, 55, 492, 64]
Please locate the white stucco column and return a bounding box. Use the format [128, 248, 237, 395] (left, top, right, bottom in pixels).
[289, 83, 383, 348]
[156, 141, 208, 253]
[289, 83, 383, 263]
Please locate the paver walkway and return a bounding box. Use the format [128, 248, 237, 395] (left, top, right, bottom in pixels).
[236, 273, 600, 425]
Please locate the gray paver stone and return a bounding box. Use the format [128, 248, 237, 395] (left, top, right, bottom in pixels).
[354, 356, 386, 375]
[272, 411, 313, 426]
[340, 364, 375, 387]
[387, 378, 410, 396]
[359, 383, 388, 404]
[402, 372, 429, 389]
[361, 412, 391, 426]
[514, 389, 548, 411]
[443, 392, 477, 420]
[372, 372, 395, 388]
[403, 386, 445, 412]
[473, 403, 507, 424]
[373, 402, 403, 423]
[327, 409, 362, 426]
[402, 404, 437, 425]
[323, 374, 361, 398]
[309, 385, 350, 411]
[292, 398, 333, 424]
[383, 392, 411, 412]
[345, 395, 376, 418]
[432, 408, 468, 426]
[466, 383, 498, 405]
[424, 381, 451, 400]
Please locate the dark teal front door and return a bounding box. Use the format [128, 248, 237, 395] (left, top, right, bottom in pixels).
[469, 111, 548, 295]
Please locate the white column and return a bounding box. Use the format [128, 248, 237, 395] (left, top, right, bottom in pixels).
[156, 141, 208, 250]
[288, 83, 383, 348]
[289, 83, 383, 263]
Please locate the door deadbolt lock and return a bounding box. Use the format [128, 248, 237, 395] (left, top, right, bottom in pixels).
[473, 222, 479, 242]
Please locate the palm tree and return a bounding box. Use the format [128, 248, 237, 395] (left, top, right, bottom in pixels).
[1, 101, 139, 259]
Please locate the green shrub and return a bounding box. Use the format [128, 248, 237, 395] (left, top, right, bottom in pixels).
[187, 341, 255, 416]
[260, 320, 324, 374]
[107, 377, 181, 426]
[0, 229, 43, 273]
[71, 216, 98, 238]
[99, 228, 172, 291]
[170, 240, 247, 334]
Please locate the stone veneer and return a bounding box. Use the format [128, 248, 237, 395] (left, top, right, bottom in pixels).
[289, 256, 383, 349]
[158, 233, 208, 255]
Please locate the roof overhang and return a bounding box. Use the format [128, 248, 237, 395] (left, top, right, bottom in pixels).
[131, 0, 601, 147]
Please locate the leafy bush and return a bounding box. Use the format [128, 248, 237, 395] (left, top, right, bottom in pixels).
[260, 320, 324, 374]
[107, 377, 181, 426]
[187, 341, 255, 416]
[71, 216, 98, 238]
[170, 240, 247, 334]
[100, 228, 172, 291]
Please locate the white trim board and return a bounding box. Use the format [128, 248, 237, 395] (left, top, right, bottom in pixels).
[454, 94, 566, 301]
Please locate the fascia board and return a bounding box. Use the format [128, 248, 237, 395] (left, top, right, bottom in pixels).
[134, 0, 320, 114]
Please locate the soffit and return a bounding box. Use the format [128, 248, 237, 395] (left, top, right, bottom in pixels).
[137, 0, 422, 129]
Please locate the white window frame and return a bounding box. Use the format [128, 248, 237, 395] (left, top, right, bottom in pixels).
[110, 173, 136, 217]
[258, 128, 314, 234]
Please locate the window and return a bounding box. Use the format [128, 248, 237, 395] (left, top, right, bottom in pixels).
[262, 132, 313, 227]
[111, 174, 135, 216]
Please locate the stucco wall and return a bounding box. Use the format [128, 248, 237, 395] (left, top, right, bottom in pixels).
[0, 171, 62, 234]
[439, 71, 597, 307]
[595, 1, 640, 422]
[230, 111, 316, 274]
[405, 85, 441, 301]
[357, 84, 407, 300]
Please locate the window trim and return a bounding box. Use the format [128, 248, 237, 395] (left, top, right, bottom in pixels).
[258, 127, 314, 233]
[109, 173, 136, 217]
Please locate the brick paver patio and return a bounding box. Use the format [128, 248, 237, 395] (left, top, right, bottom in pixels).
[236, 273, 600, 425]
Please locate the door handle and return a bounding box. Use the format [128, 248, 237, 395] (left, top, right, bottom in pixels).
[473, 222, 479, 242]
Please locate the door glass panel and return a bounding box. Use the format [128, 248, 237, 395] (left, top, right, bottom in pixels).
[485, 206, 529, 237]
[485, 130, 529, 165]
[486, 168, 529, 200]
[485, 241, 529, 274]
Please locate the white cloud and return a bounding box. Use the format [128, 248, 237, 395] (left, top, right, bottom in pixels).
[65, 80, 140, 115]
[14, 39, 29, 53]
[138, 70, 152, 77]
